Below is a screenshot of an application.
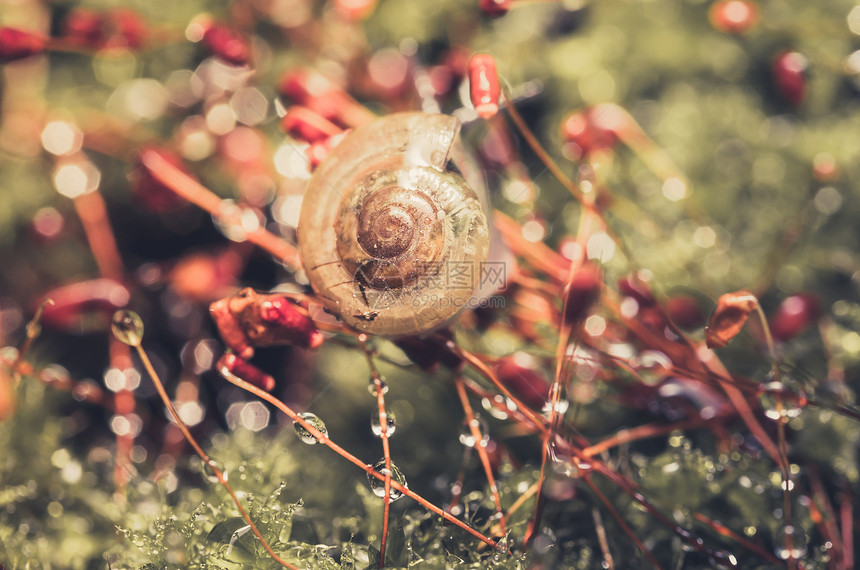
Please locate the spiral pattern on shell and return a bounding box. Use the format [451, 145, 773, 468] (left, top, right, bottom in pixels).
[298, 113, 490, 336]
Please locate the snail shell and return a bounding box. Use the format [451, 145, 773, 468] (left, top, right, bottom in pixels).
[297, 112, 490, 336]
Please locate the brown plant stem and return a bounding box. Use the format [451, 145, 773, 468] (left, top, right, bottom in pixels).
[750, 300, 796, 568]
[360, 337, 393, 568]
[584, 475, 664, 570]
[139, 149, 301, 271]
[454, 376, 506, 535]
[109, 338, 135, 502]
[68, 185, 134, 498]
[11, 299, 52, 378]
[500, 479, 539, 529]
[446, 340, 548, 435]
[805, 466, 844, 567]
[501, 89, 584, 204]
[73, 190, 125, 280]
[840, 487, 853, 570]
[592, 506, 615, 570]
[691, 512, 781, 564]
[220, 369, 505, 551]
[528, 186, 598, 544]
[581, 418, 707, 458]
[493, 210, 569, 281]
[133, 343, 298, 569]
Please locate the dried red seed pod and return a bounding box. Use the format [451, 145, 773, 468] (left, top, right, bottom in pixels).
[305, 142, 328, 170]
[278, 69, 345, 122]
[770, 293, 820, 342]
[772, 50, 808, 106]
[305, 130, 349, 170]
[40, 278, 131, 332]
[129, 146, 192, 213]
[394, 331, 462, 371]
[495, 355, 550, 411]
[708, 0, 759, 35]
[202, 24, 250, 66]
[105, 9, 147, 50]
[257, 297, 324, 349]
[638, 306, 669, 333]
[468, 54, 501, 120]
[62, 8, 146, 51]
[0, 27, 47, 63]
[704, 290, 758, 349]
[210, 288, 324, 356]
[666, 295, 704, 329]
[280, 106, 343, 143]
[479, 0, 512, 17]
[563, 263, 602, 330]
[209, 297, 254, 359]
[618, 273, 656, 308]
[217, 353, 275, 392]
[62, 9, 103, 48]
[278, 69, 332, 102]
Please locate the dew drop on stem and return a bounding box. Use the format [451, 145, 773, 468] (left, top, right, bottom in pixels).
[202, 457, 228, 483]
[542, 398, 570, 417]
[367, 460, 406, 501]
[293, 412, 328, 444]
[370, 408, 396, 437]
[458, 416, 488, 448]
[774, 524, 808, 560]
[481, 394, 513, 420]
[111, 309, 144, 346]
[367, 377, 388, 396]
[757, 375, 807, 421]
[710, 550, 739, 569]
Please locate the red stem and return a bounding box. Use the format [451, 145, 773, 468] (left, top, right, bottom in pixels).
[454, 377, 506, 534]
[361, 339, 392, 568]
[221, 369, 504, 551]
[139, 149, 302, 270]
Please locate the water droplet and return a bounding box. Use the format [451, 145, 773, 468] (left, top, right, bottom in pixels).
[227, 524, 252, 557]
[551, 455, 580, 478]
[757, 378, 806, 421]
[111, 310, 144, 346]
[370, 409, 396, 437]
[367, 378, 388, 396]
[481, 395, 511, 420]
[541, 398, 570, 417]
[214, 199, 260, 242]
[775, 525, 808, 560]
[458, 417, 488, 448]
[531, 528, 556, 554]
[293, 412, 328, 444]
[202, 458, 228, 483]
[638, 350, 672, 385]
[710, 550, 738, 568]
[367, 460, 406, 501]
